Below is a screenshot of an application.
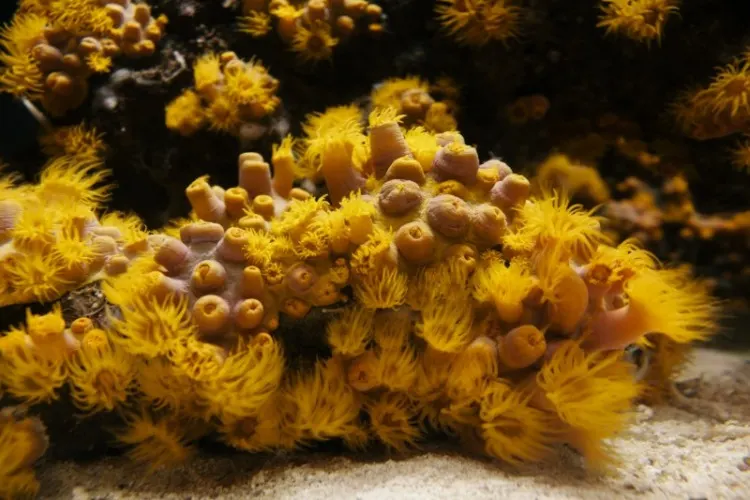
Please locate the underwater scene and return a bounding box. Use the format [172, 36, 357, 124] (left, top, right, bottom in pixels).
[0, 0, 749, 498]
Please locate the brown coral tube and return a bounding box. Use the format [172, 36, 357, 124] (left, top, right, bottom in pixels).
[31, 44, 64, 72]
[70, 317, 94, 337]
[432, 144, 480, 186]
[272, 153, 295, 198]
[444, 244, 477, 274]
[426, 194, 470, 238]
[154, 237, 192, 273]
[238, 153, 272, 198]
[385, 156, 426, 184]
[287, 263, 318, 296]
[216, 227, 247, 262]
[490, 174, 530, 210]
[186, 178, 226, 222]
[547, 268, 589, 334]
[394, 221, 435, 264]
[238, 214, 268, 232]
[321, 141, 365, 205]
[104, 255, 129, 275]
[179, 222, 225, 245]
[378, 179, 424, 216]
[193, 295, 231, 336]
[224, 187, 250, 220]
[370, 121, 412, 179]
[235, 298, 265, 330]
[252, 195, 275, 220]
[497, 325, 547, 371]
[282, 297, 311, 319]
[458, 336, 498, 373]
[585, 300, 653, 351]
[470, 204, 507, 246]
[191, 260, 227, 294]
[480, 159, 513, 181]
[240, 265, 265, 298]
[251, 331, 273, 347]
[90, 235, 118, 258]
[311, 278, 342, 306]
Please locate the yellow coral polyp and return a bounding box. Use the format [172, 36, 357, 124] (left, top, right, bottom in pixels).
[327, 306, 375, 357]
[694, 60, 750, 119]
[479, 381, 558, 466]
[377, 345, 419, 392]
[0, 330, 67, 404]
[353, 266, 409, 309]
[0, 411, 48, 499]
[115, 410, 196, 472]
[507, 191, 608, 261]
[416, 294, 473, 353]
[67, 329, 136, 413]
[165, 90, 206, 136]
[238, 11, 272, 37]
[366, 392, 421, 452]
[587, 268, 718, 350]
[109, 294, 196, 358]
[471, 256, 534, 323]
[598, 0, 680, 44]
[372, 76, 430, 111]
[283, 357, 364, 444]
[25, 304, 72, 357]
[166, 52, 279, 136]
[291, 21, 339, 62]
[205, 339, 285, 421]
[193, 52, 222, 93]
[536, 341, 639, 439]
[37, 155, 112, 208]
[436, 0, 524, 47]
[1, 251, 70, 305]
[0, 13, 46, 98]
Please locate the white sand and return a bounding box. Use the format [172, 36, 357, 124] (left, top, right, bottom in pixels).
[37, 348, 750, 500]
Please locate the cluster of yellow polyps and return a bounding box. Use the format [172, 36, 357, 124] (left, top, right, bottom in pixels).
[165, 51, 281, 137]
[0, 109, 718, 495]
[238, 0, 385, 62]
[0, 0, 167, 115]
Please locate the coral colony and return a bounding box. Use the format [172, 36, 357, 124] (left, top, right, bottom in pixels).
[0, 1, 733, 498]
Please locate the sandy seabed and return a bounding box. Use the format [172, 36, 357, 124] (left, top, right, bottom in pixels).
[36, 349, 750, 500]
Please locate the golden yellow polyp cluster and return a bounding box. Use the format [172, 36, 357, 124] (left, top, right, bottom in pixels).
[371, 76, 459, 133]
[0, 409, 48, 499]
[239, 0, 385, 62]
[435, 0, 525, 47]
[0, 0, 167, 115]
[672, 53, 750, 141]
[0, 110, 719, 477]
[165, 51, 281, 136]
[0, 125, 156, 307]
[534, 154, 611, 205]
[598, 0, 679, 44]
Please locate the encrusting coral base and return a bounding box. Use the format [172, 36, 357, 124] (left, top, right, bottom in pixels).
[0, 109, 719, 498]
